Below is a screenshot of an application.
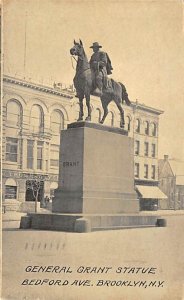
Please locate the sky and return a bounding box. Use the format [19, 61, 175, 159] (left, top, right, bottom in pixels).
[3, 0, 184, 160]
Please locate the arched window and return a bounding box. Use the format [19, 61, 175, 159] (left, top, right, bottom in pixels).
[126, 116, 131, 131]
[135, 118, 141, 133]
[144, 121, 149, 135]
[151, 123, 157, 136]
[5, 178, 17, 200]
[104, 111, 114, 127]
[51, 110, 64, 135]
[96, 108, 101, 123]
[30, 105, 44, 133]
[7, 100, 22, 126]
[93, 108, 102, 124]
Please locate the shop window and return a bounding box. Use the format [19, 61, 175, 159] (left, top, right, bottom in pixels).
[5, 185, 17, 199]
[6, 137, 18, 162]
[25, 180, 44, 202]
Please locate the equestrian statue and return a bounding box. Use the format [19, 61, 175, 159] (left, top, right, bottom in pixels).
[70, 40, 131, 128]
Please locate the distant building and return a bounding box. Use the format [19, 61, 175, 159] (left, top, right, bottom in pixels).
[2, 75, 166, 211]
[128, 102, 167, 210]
[159, 155, 184, 210]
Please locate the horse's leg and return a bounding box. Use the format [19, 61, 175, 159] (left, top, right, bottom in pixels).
[85, 93, 91, 121]
[77, 96, 84, 121]
[100, 97, 109, 124]
[115, 99, 125, 128]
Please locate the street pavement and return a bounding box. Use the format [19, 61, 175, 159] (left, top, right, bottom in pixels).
[2, 212, 184, 300]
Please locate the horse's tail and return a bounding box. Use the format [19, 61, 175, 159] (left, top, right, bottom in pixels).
[118, 82, 131, 106]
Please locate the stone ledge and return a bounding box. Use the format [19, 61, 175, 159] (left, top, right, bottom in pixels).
[67, 121, 128, 136]
[20, 213, 162, 232]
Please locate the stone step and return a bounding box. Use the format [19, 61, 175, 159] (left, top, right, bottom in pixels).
[92, 224, 156, 231]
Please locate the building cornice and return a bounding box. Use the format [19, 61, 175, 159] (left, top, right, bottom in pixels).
[131, 101, 164, 115]
[3, 75, 74, 100]
[3, 75, 164, 115]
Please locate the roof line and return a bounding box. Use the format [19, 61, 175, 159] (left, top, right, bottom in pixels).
[3, 75, 74, 99]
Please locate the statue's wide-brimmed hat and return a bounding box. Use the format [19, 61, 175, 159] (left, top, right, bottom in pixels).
[90, 42, 102, 48]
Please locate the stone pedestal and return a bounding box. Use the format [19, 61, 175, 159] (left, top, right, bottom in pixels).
[53, 122, 139, 214]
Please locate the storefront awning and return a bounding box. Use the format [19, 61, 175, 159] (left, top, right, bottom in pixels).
[136, 185, 167, 199]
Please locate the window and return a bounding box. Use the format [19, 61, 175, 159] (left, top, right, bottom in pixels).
[30, 105, 43, 133]
[5, 185, 17, 199]
[134, 163, 139, 178]
[135, 140, 140, 155]
[151, 123, 157, 136]
[50, 144, 60, 167]
[27, 140, 34, 169]
[151, 144, 156, 158]
[144, 121, 149, 135]
[45, 143, 49, 171]
[51, 110, 64, 135]
[151, 165, 156, 179]
[96, 109, 101, 123]
[37, 141, 43, 170]
[144, 164, 149, 179]
[6, 137, 18, 162]
[126, 116, 131, 131]
[7, 100, 22, 126]
[25, 180, 44, 202]
[144, 142, 149, 156]
[135, 119, 141, 133]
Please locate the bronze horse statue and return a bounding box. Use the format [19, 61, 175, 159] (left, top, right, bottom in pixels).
[70, 40, 131, 128]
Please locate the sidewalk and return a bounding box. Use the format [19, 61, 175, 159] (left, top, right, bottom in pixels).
[141, 209, 184, 216]
[2, 208, 50, 229]
[2, 209, 184, 220]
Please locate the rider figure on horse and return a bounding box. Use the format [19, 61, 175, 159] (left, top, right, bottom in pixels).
[89, 42, 113, 97]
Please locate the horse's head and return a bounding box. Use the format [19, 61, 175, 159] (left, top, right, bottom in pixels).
[70, 39, 84, 57]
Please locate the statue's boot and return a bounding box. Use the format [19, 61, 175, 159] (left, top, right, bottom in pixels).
[92, 77, 103, 96]
[92, 87, 103, 97]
